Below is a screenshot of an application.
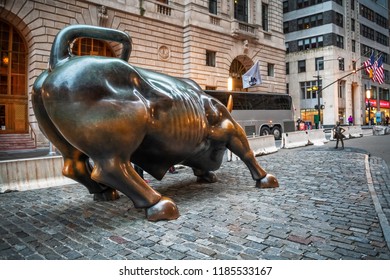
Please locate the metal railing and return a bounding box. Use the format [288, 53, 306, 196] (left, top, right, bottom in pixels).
[28, 122, 37, 148]
[210, 15, 220, 26]
[231, 20, 258, 39]
[238, 22, 255, 34]
[156, 3, 171, 16]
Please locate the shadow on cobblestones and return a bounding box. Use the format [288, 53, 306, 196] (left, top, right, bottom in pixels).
[1, 147, 390, 260]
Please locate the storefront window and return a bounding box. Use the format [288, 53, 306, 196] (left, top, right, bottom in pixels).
[300, 109, 322, 124]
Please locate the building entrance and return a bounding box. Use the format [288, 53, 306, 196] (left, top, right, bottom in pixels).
[0, 20, 28, 134]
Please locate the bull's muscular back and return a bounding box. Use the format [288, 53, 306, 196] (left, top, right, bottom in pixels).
[42, 56, 210, 168]
[134, 66, 209, 150]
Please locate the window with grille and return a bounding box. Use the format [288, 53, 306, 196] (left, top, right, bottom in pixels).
[0, 104, 5, 128]
[262, 3, 269, 32]
[300, 80, 322, 100]
[335, 12, 343, 27]
[338, 58, 344, 71]
[234, 0, 248, 23]
[361, 24, 375, 40]
[206, 50, 216, 67]
[267, 63, 274, 77]
[298, 60, 306, 73]
[360, 4, 375, 22]
[297, 13, 323, 30]
[209, 0, 217, 14]
[338, 81, 345, 98]
[283, 1, 289, 13]
[315, 57, 324, 71]
[0, 20, 27, 97]
[71, 38, 115, 57]
[298, 36, 323, 50]
[336, 35, 344, 49]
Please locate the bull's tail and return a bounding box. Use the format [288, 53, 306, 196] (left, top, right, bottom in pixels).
[49, 24, 132, 71]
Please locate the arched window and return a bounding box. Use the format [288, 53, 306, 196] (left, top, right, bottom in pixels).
[0, 20, 27, 96]
[229, 58, 246, 91]
[0, 20, 27, 133]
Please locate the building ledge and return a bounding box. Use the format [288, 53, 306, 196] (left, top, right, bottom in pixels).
[231, 20, 258, 40]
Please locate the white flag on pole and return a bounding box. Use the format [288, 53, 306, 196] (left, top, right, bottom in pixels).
[242, 61, 262, 89]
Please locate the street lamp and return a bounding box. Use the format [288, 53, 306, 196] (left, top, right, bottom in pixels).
[315, 57, 342, 128]
[366, 88, 371, 126]
[315, 60, 322, 128]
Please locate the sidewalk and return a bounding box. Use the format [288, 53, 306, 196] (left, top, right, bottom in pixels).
[0, 144, 389, 260]
[0, 148, 52, 161]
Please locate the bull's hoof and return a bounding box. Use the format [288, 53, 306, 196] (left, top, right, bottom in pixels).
[256, 174, 279, 188]
[196, 171, 217, 183]
[93, 188, 120, 201]
[146, 196, 179, 222]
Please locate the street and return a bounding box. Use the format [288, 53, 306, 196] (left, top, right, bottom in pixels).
[0, 133, 389, 261]
[340, 134, 390, 169]
[276, 131, 390, 169]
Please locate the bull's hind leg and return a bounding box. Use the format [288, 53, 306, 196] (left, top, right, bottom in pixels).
[62, 150, 119, 201]
[32, 78, 118, 200]
[91, 158, 179, 221]
[44, 131, 119, 200]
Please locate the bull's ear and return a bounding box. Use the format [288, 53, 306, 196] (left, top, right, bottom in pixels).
[227, 94, 233, 113]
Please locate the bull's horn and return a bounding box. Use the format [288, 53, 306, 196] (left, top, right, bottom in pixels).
[227, 94, 233, 113]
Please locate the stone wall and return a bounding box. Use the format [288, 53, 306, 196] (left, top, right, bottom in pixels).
[0, 0, 286, 147]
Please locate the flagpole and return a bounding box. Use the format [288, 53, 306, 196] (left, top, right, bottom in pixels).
[364, 53, 385, 116]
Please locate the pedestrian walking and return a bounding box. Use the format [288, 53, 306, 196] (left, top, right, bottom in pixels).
[348, 115, 353, 126]
[386, 115, 389, 126]
[333, 121, 345, 149]
[169, 166, 178, 174]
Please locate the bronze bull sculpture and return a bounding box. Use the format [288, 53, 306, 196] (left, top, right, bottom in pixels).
[32, 25, 278, 221]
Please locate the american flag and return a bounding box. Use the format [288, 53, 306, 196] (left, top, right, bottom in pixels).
[373, 55, 384, 84]
[363, 51, 375, 78]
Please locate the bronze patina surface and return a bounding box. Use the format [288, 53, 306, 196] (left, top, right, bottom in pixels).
[32, 25, 278, 221]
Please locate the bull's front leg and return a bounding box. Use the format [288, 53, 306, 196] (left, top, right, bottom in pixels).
[91, 158, 179, 221]
[212, 119, 279, 189]
[229, 141, 278, 189]
[193, 168, 218, 183]
[227, 129, 278, 188]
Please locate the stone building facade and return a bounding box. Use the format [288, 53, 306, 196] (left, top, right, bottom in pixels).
[284, 0, 390, 127]
[0, 0, 286, 147]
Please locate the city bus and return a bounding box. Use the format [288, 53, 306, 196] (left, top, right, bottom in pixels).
[204, 90, 295, 140]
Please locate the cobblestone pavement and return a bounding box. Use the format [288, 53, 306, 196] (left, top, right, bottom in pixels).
[1, 144, 390, 260]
